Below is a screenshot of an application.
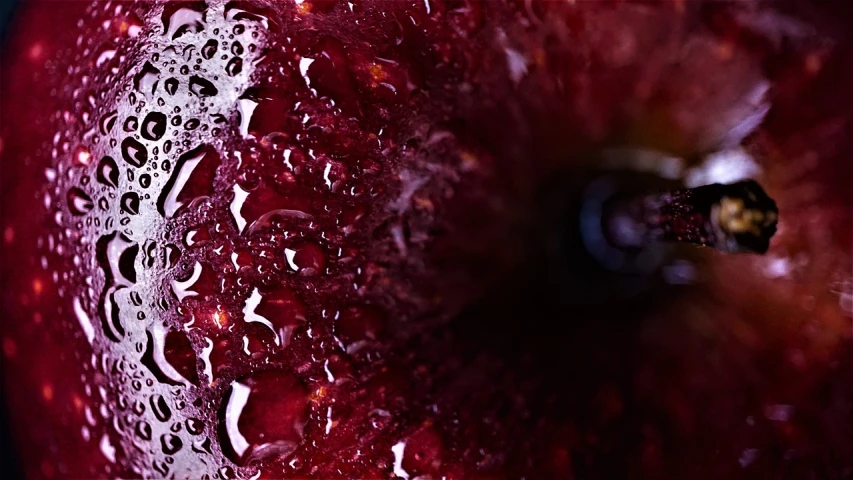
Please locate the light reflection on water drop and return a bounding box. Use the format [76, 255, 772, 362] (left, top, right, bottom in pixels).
[224, 381, 252, 459]
[73, 296, 96, 345]
[392, 441, 410, 480]
[238, 98, 258, 138]
[242, 288, 279, 345]
[172, 261, 203, 301]
[220, 370, 309, 465]
[229, 184, 250, 233]
[200, 337, 214, 384]
[157, 144, 220, 218]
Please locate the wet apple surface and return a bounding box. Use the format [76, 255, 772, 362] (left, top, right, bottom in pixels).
[0, 1, 851, 479]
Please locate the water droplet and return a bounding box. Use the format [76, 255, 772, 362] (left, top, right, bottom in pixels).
[164, 78, 179, 95]
[123, 116, 139, 132]
[74, 146, 92, 166]
[225, 2, 273, 29]
[335, 305, 386, 353]
[157, 144, 220, 218]
[229, 185, 250, 232]
[200, 337, 214, 383]
[182, 44, 197, 62]
[186, 418, 204, 435]
[231, 41, 244, 56]
[96, 49, 117, 68]
[171, 261, 202, 301]
[201, 39, 218, 60]
[230, 183, 311, 234]
[120, 192, 140, 215]
[150, 394, 172, 422]
[225, 57, 243, 76]
[220, 370, 308, 465]
[284, 242, 326, 276]
[299, 57, 314, 78]
[162, 243, 182, 269]
[121, 137, 148, 167]
[133, 61, 161, 96]
[239, 87, 299, 139]
[392, 441, 410, 480]
[160, 433, 183, 455]
[184, 118, 200, 130]
[183, 226, 210, 247]
[162, 5, 205, 39]
[67, 188, 94, 215]
[97, 231, 138, 288]
[141, 324, 196, 386]
[141, 112, 167, 141]
[99, 286, 126, 341]
[97, 156, 119, 188]
[73, 296, 96, 345]
[237, 97, 258, 138]
[242, 286, 307, 346]
[99, 434, 117, 463]
[135, 420, 152, 440]
[188, 75, 218, 97]
[123, 12, 144, 38]
[99, 110, 118, 135]
[153, 460, 170, 477]
[192, 437, 213, 456]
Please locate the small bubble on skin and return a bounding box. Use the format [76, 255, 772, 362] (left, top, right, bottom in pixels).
[3, 226, 14, 244]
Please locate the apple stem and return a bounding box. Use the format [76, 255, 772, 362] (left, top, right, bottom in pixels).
[603, 180, 779, 254]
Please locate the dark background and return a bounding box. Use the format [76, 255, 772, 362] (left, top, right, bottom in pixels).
[1, 1, 22, 479]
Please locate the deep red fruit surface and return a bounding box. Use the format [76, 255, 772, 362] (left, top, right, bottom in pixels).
[1, 1, 852, 479]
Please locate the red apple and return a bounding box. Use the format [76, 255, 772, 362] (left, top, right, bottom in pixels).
[1, 1, 851, 479]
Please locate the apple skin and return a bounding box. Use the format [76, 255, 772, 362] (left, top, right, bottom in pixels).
[0, 1, 851, 479]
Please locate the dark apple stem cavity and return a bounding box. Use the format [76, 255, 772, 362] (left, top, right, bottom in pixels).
[602, 180, 779, 254]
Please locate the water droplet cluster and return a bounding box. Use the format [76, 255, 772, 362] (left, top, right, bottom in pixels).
[3, 0, 622, 478]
